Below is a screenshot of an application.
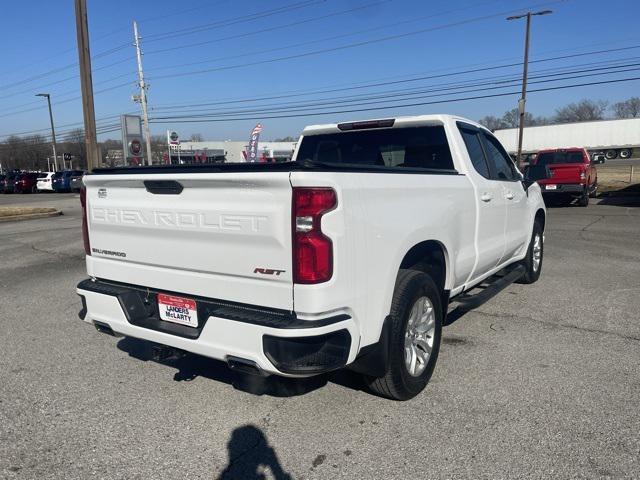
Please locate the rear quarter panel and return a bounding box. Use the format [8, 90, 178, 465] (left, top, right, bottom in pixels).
[290, 170, 475, 348]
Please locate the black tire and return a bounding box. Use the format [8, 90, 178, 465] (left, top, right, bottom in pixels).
[605, 149, 618, 160]
[619, 149, 631, 159]
[589, 182, 598, 198]
[365, 269, 442, 401]
[578, 189, 589, 207]
[517, 220, 544, 284]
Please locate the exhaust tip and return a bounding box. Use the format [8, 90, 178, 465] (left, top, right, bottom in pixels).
[227, 356, 265, 376]
[94, 321, 117, 336]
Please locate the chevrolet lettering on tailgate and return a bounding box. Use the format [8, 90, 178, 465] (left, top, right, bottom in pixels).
[91, 207, 268, 233]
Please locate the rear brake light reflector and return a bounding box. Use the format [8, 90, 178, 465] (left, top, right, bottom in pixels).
[292, 188, 337, 284]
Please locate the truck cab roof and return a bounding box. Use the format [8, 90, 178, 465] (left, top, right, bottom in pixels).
[301, 114, 488, 136]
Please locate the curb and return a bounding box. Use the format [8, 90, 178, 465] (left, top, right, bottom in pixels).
[0, 210, 63, 223]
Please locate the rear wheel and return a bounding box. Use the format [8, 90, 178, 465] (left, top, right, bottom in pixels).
[619, 149, 632, 159]
[365, 270, 442, 401]
[605, 149, 618, 160]
[578, 190, 589, 207]
[517, 220, 544, 284]
[589, 182, 598, 198]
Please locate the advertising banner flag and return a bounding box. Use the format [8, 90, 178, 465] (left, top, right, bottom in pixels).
[246, 123, 263, 163]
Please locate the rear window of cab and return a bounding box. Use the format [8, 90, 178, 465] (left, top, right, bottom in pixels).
[296, 125, 455, 171]
[535, 151, 585, 165]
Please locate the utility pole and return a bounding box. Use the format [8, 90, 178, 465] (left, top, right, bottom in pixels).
[507, 9, 553, 170]
[35, 93, 58, 171]
[133, 21, 153, 166]
[74, 0, 100, 171]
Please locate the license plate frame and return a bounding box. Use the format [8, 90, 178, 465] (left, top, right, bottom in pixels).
[157, 293, 199, 328]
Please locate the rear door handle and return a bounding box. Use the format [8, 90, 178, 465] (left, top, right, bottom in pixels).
[480, 192, 492, 202]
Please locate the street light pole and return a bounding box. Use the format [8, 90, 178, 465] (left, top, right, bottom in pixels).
[36, 93, 58, 171]
[507, 9, 552, 170]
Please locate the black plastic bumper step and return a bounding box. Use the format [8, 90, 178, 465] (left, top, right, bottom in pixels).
[453, 264, 525, 311]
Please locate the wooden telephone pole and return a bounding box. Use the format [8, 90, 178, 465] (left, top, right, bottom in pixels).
[507, 9, 553, 171]
[74, 0, 100, 171]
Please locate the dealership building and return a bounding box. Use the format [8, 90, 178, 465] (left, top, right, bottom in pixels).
[170, 140, 297, 163]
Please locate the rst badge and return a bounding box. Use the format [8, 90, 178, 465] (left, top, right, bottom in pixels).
[254, 268, 286, 276]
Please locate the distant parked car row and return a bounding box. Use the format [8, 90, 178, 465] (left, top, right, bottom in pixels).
[0, 170, 86, 194]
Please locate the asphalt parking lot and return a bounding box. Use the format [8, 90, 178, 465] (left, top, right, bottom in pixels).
[1, 193, 639, 479]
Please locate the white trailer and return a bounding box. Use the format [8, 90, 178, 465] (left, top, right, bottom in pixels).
[493, 118, 640, 160]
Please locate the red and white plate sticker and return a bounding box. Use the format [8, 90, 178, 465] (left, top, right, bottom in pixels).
[158, 293, 198, 328]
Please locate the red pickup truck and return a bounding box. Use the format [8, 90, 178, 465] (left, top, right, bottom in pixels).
[531, 148, 601, 206]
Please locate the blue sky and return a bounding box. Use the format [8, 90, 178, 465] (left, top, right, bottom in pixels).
[0, 0, 638, 141]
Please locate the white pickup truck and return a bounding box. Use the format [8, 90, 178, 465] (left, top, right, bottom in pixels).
[77, 114, 547, 400]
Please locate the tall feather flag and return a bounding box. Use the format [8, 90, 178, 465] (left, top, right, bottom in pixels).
[246, 123, 263, 162]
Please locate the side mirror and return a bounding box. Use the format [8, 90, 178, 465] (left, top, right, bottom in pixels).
[522, 165, 551, 190]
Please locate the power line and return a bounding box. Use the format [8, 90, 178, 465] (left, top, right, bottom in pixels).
[0, 123, 124, 150]
[0, 73, 136, 118]
[2, 43, 634, 137]
[148, 76, 640, 124]
[150, 61, 640, 118]
[144, 0, 326, 43]
[144, 0, 476, 56]
[0, 112, 134, 139]
[3, 54, 629, 138]
[0, 69, 136, 103]
[147, 0, 565, 81]
[151, 67, 640, 121]
[2, 41, 635, 139]
[0, 56, 134, 114]
[0, 43, 130, 93]
[0, 79, 135, 134]
[149, 46, 640, 112]
[90, 0, 231, 43]
[146, 0, 508, 69]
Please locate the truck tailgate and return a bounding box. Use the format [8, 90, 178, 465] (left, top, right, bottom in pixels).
[83, 172, 294, 310]
[544, 164, 583, 183]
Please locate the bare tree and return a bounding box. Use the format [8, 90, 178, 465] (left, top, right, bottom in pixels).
[0, 135, 24, 170]
[477, 116, 507, 131]
[63, 128, 87, 168]
[22, 134, 49, 170]
[612, 97, 640, 119]
[501, 108, 545, 128]
[189, 133, 204, 142]
[554, 99, 608, 123]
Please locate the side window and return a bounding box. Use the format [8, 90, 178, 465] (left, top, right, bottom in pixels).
[459, 127, 490, 179]
[482, 133, 519, 181]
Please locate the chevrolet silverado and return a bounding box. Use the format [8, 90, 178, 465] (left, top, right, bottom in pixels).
[77, 114, 547, 400]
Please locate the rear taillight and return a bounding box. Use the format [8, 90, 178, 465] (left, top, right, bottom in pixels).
[292, 187, 337, 284]
[579, 169, 586, 181]
[80, 186, 91, 256]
